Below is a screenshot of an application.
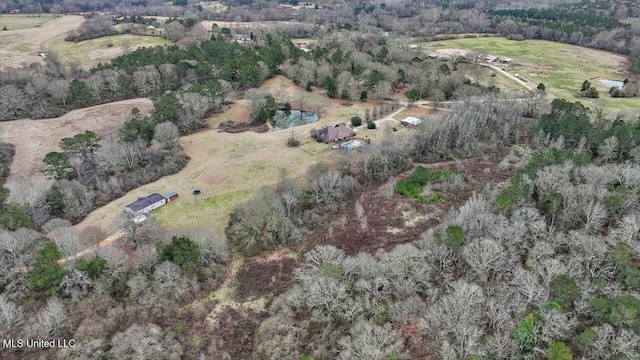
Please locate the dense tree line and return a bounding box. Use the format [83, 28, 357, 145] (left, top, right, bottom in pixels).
[0, 31, 297, 121]
[0, 143, 34, 231]
[5, 0, 640, 63]
[64, 15, 117, 42]
[1, 216, 229, 358]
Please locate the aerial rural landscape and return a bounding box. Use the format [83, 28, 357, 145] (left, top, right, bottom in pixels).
[1, 0, 640, 359]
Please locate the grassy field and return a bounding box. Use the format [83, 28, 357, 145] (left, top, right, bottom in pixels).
[455, 63, 525, 94]
[0, 14, 56, 30]
[394, 106, 432, 120]
[48, 34, 172, 69]
[0, 99, 153, 192]
[0, 15, 84, 68]
[203, 1, 228, 11]
[422, 37, 638, 113]
[74, 76, 380, 238]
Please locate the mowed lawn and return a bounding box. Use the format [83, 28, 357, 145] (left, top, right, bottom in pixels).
[76, 76, 379, 239]
[0, 14, 56, 30]
[48, 34, 172, 69]
[423, 37, 638, 113]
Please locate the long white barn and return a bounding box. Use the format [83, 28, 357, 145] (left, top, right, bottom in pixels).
[124, 193, 167, 215]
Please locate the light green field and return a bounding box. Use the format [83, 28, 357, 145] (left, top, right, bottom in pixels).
[48, 34, 172, 69]
[423, 37, 639, 113]
[0, 14, 56, 30]
[456, 63, 524, 94]
[203, 1, 228, 11]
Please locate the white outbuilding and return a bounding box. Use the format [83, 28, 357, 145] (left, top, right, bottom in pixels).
[401, 116, 422, 127]
[124, 193, 167, 215]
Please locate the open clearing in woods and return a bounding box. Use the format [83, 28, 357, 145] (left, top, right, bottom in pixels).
[0, 98, 153, 194]
[0, 15, 84, 68]
[75, 76, 382, 238]
[423, 37, 638, 113]
[47, 34, 172, 69]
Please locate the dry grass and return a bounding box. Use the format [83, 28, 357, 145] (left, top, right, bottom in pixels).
[394, 106, 432, 120]
[47, 34, 172, 69]
[0, 14, 56, 30]
[202, 1, 228, 11]
[0, 15, 84, 69]
[0, 98, 153, 193]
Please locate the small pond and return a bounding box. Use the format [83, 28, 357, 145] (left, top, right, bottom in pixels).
[273, 110, 319, 130]
[598, 79, 625, 89]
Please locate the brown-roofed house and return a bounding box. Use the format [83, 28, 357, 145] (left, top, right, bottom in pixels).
[313, 125, 355, 143]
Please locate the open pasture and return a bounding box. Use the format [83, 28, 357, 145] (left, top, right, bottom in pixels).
[47, 33, 172, 69]
[423, 37, 638, 113]
[75, 76, 380, 238]
[0, 14, 56, 30]
[0, 15, 84, 68]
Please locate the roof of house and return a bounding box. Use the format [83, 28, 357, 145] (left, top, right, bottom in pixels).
[401, 116, 422, 126]
[125, 193, 165, 212]
[164, 191, 178, 198]
[315, 125, 355, 142]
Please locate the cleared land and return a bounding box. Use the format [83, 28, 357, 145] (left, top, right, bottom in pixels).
[393, 106, 433, 121]
[0, 14, 56, 30]
[0, 15, 84, 68]
[203, 1, 228, 11]
[47, 34, 172, 69]
[75, 76, 380, 238]
[0, 98, 153, 193]
[423, 37, 637, 113]
[458, 63, 528, 94]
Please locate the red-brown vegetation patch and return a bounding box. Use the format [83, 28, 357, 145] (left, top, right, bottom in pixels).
[235, 254, 298, 302]
[206, 307, 267, 360]
[304, 152, 516, 256]
[219, 120, 269, 133]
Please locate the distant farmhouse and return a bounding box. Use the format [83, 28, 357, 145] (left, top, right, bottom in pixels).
[401, 116, 422, 127]
[313, 125, 355, 143]
[125, 191, 178, 215]
[484, 55, 513, 65]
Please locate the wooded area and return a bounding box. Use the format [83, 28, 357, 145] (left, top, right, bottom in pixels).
[2, 0, 640, 358]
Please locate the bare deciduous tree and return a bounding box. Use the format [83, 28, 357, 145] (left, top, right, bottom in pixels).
[158, 63, 177, 92]
[0, 84, 28, 119]
[337, 320, 407, 360]
[152, 121, 179, 149]
[178, 92, 209, 134]
[0, 228, 41, 267]
[31, 297, 67, 337]
[244, 88, 268, 120]
[0, 294, 23, 337]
